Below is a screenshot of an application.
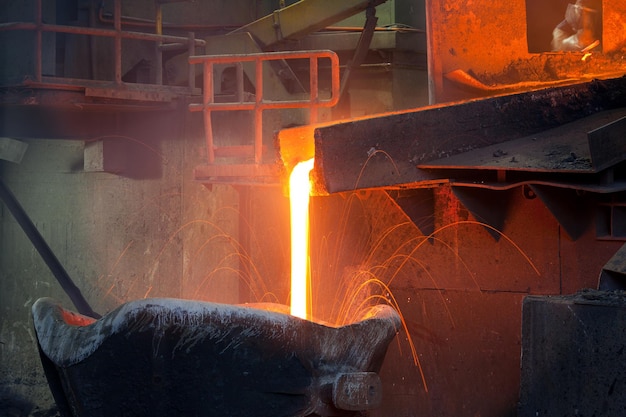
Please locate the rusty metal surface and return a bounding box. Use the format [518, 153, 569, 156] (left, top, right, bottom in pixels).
[0, 84, 190, 114]
[425, 0, 626, 103]
[420, 108, 626, 173]
[588, 116, 626, 172]
[451, 187, 516, 241]
[528, 184, 595, 241]
[448, 179, 626, 194]
[294, 76, 626, 194]
[85, 86, 178, 102]
[1, 0, 202, 93]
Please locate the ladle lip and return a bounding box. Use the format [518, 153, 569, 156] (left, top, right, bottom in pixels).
[241, 301, 402, 328]
[33, 297, 402, 370]
[33, 297, 402, 331]
[34, 297, 402, 417]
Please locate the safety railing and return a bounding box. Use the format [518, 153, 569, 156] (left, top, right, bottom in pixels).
[188, 50, 340, 164]
[0, 0, 204, 95]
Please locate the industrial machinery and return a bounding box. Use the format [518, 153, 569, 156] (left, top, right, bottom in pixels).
[32, 297, 400, 417]
[1, 0, 626, 416]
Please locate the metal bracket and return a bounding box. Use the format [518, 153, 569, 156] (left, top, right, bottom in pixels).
[386, 188, 435, 238]
[452, 186, 515, 241]
[598, 243, 626, 290]
[333, 372, 382, 411]
[529, 184, 594, 241]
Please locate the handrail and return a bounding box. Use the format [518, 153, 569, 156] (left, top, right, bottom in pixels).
[0, 0, 204, 90]
[188, 50, 340, 164]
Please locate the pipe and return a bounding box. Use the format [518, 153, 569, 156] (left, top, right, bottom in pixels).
[98, 6, 239, 32]
[97, 9, 425, 34]
[0, 178, 100, 319]
[0, 21, 206, 47]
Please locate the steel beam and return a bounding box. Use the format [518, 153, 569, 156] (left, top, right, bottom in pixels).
[0, 179, 100, 318]
[230, 0, 389, 49]
[588, 116, 626, 172]
[385, 188, 435, 238]
[421, 108, 626, 173]
[451, 187, 515, 241]
[277, 75, 626, 194]
[599, 244, 626, 290]
[528, 184, 594, 241]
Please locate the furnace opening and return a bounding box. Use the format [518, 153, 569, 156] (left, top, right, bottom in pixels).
[526, 0, 602, 52]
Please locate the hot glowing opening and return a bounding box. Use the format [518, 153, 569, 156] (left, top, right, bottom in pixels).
[289, 158, 314, 319]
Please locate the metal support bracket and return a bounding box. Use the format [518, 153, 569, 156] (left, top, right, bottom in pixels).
[452, 187, 515, 241]
[598, 243, 626, 290]
[332, 372, 382, 411]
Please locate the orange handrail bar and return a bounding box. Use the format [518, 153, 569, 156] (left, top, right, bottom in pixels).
[188, 50, 340, 164]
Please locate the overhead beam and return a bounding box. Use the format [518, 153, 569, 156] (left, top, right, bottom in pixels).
[588, 116, 626, 172]
[230, 0, 389, 49]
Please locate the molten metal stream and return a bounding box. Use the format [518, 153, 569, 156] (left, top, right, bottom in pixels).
[289, 158, 314, 319]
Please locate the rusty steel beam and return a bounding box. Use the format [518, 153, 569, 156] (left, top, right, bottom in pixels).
[278, 75, 626, 195]
[588, 116, 626, 172]
[230, 0, 389, 49]
[421, 108, 626, 174]
[599, 244, 626, 290]
[0, 21, 206, 46]
[1, 0, 203, 90]
[0, 179, 100, 319]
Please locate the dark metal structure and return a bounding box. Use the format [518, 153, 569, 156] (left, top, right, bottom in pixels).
[278, 75, 626, 241]
[302, 76, 626, 194]
[2, 0, 626, 416]
[33, 297, 400, 417]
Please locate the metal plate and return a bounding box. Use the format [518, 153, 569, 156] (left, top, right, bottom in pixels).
[588, 116, 626, 172]
[420, 108, 626, 173]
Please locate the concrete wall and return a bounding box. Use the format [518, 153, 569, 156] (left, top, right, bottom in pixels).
[0, 109, 248, 414]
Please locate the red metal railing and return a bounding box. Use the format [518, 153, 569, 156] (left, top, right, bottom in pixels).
[0, 0, 204, 93]
[188, 50, 340, 164]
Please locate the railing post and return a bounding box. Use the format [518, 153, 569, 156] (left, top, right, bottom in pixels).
[204, 61, 215, 163]
[236, 62, 244, 103]
[155, 2, 163, 85]
[187, 32, 195, 92]
[254, 57, 263, 164]
[35, 0, 42, 82]
[309, 56, 318, 124]
[114, 0, 122, 85]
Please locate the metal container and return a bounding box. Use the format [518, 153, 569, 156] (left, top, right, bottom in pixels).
[32, 297, 401, 417]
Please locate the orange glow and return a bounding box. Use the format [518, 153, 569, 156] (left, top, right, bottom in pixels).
[289, 158, 314, 319]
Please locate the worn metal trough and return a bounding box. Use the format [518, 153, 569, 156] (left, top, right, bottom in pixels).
[32, 297, 401, 417]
